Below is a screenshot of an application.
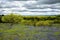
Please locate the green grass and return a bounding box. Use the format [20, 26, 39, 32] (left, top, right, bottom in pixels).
[0, 23, 60, 40]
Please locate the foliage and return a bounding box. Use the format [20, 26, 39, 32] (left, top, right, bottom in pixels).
[36, 21, 52, 26]
[2, 14, 23, 23]
[0, 13, 60, 26]
[0, 13, 60, 40]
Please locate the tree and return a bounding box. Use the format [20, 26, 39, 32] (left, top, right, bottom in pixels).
[1, 14, 23, 28]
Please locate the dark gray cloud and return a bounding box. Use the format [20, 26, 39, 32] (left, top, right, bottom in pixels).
[0, 0, 60, 15]
[7, 0, 60, 4]
[1, 0, 60, 4]
[37, 0, 60, 4]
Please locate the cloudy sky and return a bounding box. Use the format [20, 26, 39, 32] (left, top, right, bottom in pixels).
[0, 0, 60, 15]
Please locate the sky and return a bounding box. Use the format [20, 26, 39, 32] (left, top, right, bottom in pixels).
[0, 0, 60, 15]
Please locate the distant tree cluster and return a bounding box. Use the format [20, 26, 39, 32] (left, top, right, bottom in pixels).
[0, 13, 60, 26]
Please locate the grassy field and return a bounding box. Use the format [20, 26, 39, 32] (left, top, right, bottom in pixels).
[0, 23, 60, 40]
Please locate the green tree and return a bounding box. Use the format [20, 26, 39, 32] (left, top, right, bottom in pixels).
[2, 14, 23, 28]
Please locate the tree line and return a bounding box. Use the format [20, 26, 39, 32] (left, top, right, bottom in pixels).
[0, 14, 60, 26]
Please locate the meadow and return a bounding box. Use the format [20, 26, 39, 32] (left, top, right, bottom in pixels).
[0, 23, 60, 40]
[0, 14, 60, 40]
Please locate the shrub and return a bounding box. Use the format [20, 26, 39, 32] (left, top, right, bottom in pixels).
[36, 20, 53, 26]
[2, 14, 23, 23]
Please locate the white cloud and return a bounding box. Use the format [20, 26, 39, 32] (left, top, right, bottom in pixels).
[26, 1, 37, 4]
[0, 0, 60, 15]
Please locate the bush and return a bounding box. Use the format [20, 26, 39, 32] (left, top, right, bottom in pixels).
[36, 20, 53, 26]
[2, 14, 23, 23]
